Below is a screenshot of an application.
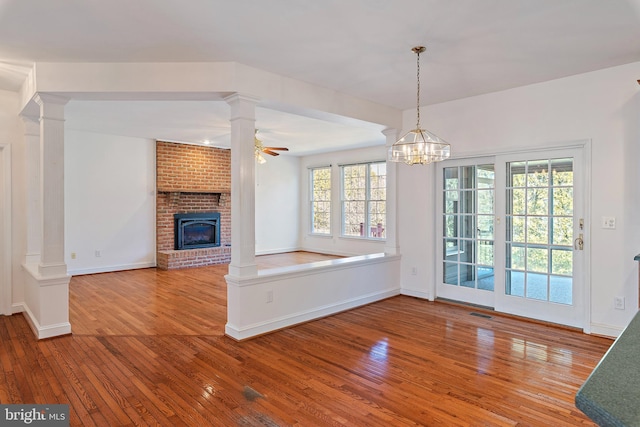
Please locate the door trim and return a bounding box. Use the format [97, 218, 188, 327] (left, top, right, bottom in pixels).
[0, 142, 12, 316]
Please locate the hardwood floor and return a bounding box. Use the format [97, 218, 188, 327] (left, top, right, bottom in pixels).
[1, 254, 611, 426]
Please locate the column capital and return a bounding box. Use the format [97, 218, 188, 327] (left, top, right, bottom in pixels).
[224, 93, 260, 121]
[382, 127, 399, 142]
[34, 93, 69, 122]
[33, 93, 69, 107]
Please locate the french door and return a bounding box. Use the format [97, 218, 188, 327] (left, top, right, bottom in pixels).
[436, 158, 495, 308]
[436, 148, 585, 328]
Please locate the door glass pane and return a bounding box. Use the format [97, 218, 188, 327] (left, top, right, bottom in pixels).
[478, 240, 494, 266]
[506, 271, 525, 297]
[507, 162, 526, 187]
[527, 160, 549, 187]
[444, 215, 457, 237]
[477, 190, 494, 214]
[442, 164, 494, 292]
[459, 240, 475, 263]
[478, 266, 494, 291]
[552, 188, 573, 215]
[527, 217, 548, 244]
[552, 217, 572, 245]
[477, 164, 494, 188]
[551, 158, 573, 185]
[460, 215, 475, 239]
[505, 158, 574, 305]
[550, 276, 573, 304]
[508, 244, 525, 270]
[445, 170, 459, 191]
[461, 166, 475, 189]
[461, 190, 475, 213]
[444, 191, 458, 213]
[527, 188, 548, 215]
[509, 217, 526, 242]
[444, 239, 458, 261]
[527, 248, 548, 273]
[460, 264, 475, 287]
[444, 262, 458, 285]
[508, 189, 526, 215]
[477, 216, 494, 239]
[551, 248, 572, 275]
[526, 273, 548, 300]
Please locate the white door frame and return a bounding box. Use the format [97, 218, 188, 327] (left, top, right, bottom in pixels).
[435, 156, 496, 308]
[0, 142, 12, 316]
[494, 146, 587, 329]
[433, 140, 591, 331]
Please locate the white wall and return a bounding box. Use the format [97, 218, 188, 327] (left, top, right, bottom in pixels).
[255, 155, 300, 255]
[398, 61, 640, 336]
[64, 129, 156, 275]
[299, 145, 387, 256]
[0, 90, 23, 312]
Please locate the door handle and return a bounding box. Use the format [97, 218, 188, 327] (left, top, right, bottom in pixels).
[574, 233, 584, 251]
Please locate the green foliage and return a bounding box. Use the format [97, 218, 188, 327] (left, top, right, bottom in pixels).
[311, 167, 331, 234]
[342, 162, 386, 237]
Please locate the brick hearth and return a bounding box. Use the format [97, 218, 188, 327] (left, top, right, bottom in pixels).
[156, 141, 231, 270]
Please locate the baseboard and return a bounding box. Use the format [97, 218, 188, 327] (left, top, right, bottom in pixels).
[68, 261, 156, 276]
[225, 288, 401, 340]
[589, 322, 623, 338]
[255, 247, 301, 256]
[22, 303, 71, 339]
[11, 302, 25, 314]
[401, 288, 433, 300]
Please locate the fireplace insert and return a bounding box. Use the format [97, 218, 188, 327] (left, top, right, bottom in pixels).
[174, 212, 221, 250]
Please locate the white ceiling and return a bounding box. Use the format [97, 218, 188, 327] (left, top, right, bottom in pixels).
[2, 0, 640, 154]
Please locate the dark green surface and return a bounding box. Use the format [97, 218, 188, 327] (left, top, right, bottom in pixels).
[576, 310, 640, 426]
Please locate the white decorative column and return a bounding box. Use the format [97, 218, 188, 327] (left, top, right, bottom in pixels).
[383, 128, 399, 255]
[22, 116, 41, 265]
[224, 94, 258, 277]
[21, 94, 71, 339]
[36, 94, 68, 277]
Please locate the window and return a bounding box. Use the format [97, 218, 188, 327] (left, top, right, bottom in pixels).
[310, 167, 331, 234]
[341, 162, 386, 238]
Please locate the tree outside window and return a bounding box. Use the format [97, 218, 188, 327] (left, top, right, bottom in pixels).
[342, 162, 386, 238]
[310, 167, 331, 234]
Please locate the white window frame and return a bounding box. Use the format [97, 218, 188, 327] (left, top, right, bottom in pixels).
[309, 166, 332, 235]
[340, 161, 386, 240]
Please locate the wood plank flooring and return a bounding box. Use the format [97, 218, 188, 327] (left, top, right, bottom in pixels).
[1, 253, 612, 426]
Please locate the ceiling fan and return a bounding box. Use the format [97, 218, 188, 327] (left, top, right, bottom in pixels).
[254, 130, 289, 163]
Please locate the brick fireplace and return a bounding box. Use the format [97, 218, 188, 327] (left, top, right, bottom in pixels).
[156, 141, 231, 270]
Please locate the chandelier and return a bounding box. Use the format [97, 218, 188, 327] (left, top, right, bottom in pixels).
[388, 46, 450, 165]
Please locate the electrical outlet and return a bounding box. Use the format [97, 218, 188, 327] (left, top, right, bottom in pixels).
[70, 252, 76, 260]
[614, 296, 625, 310]
[602, 216, 616, 229]
[94, 250, 101, 257]
[411, 267, 417, 276]
[267, 290, 273, 303]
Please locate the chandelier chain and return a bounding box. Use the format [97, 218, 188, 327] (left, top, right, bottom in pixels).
[416, 49, 420, 129]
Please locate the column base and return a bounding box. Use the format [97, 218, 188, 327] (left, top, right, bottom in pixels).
[227, 263, 258, 277]
[22, 263, 71, 339]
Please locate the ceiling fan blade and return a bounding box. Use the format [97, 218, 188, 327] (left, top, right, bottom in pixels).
[264, 147, 289, 151]
[263, 149, 280, 156]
